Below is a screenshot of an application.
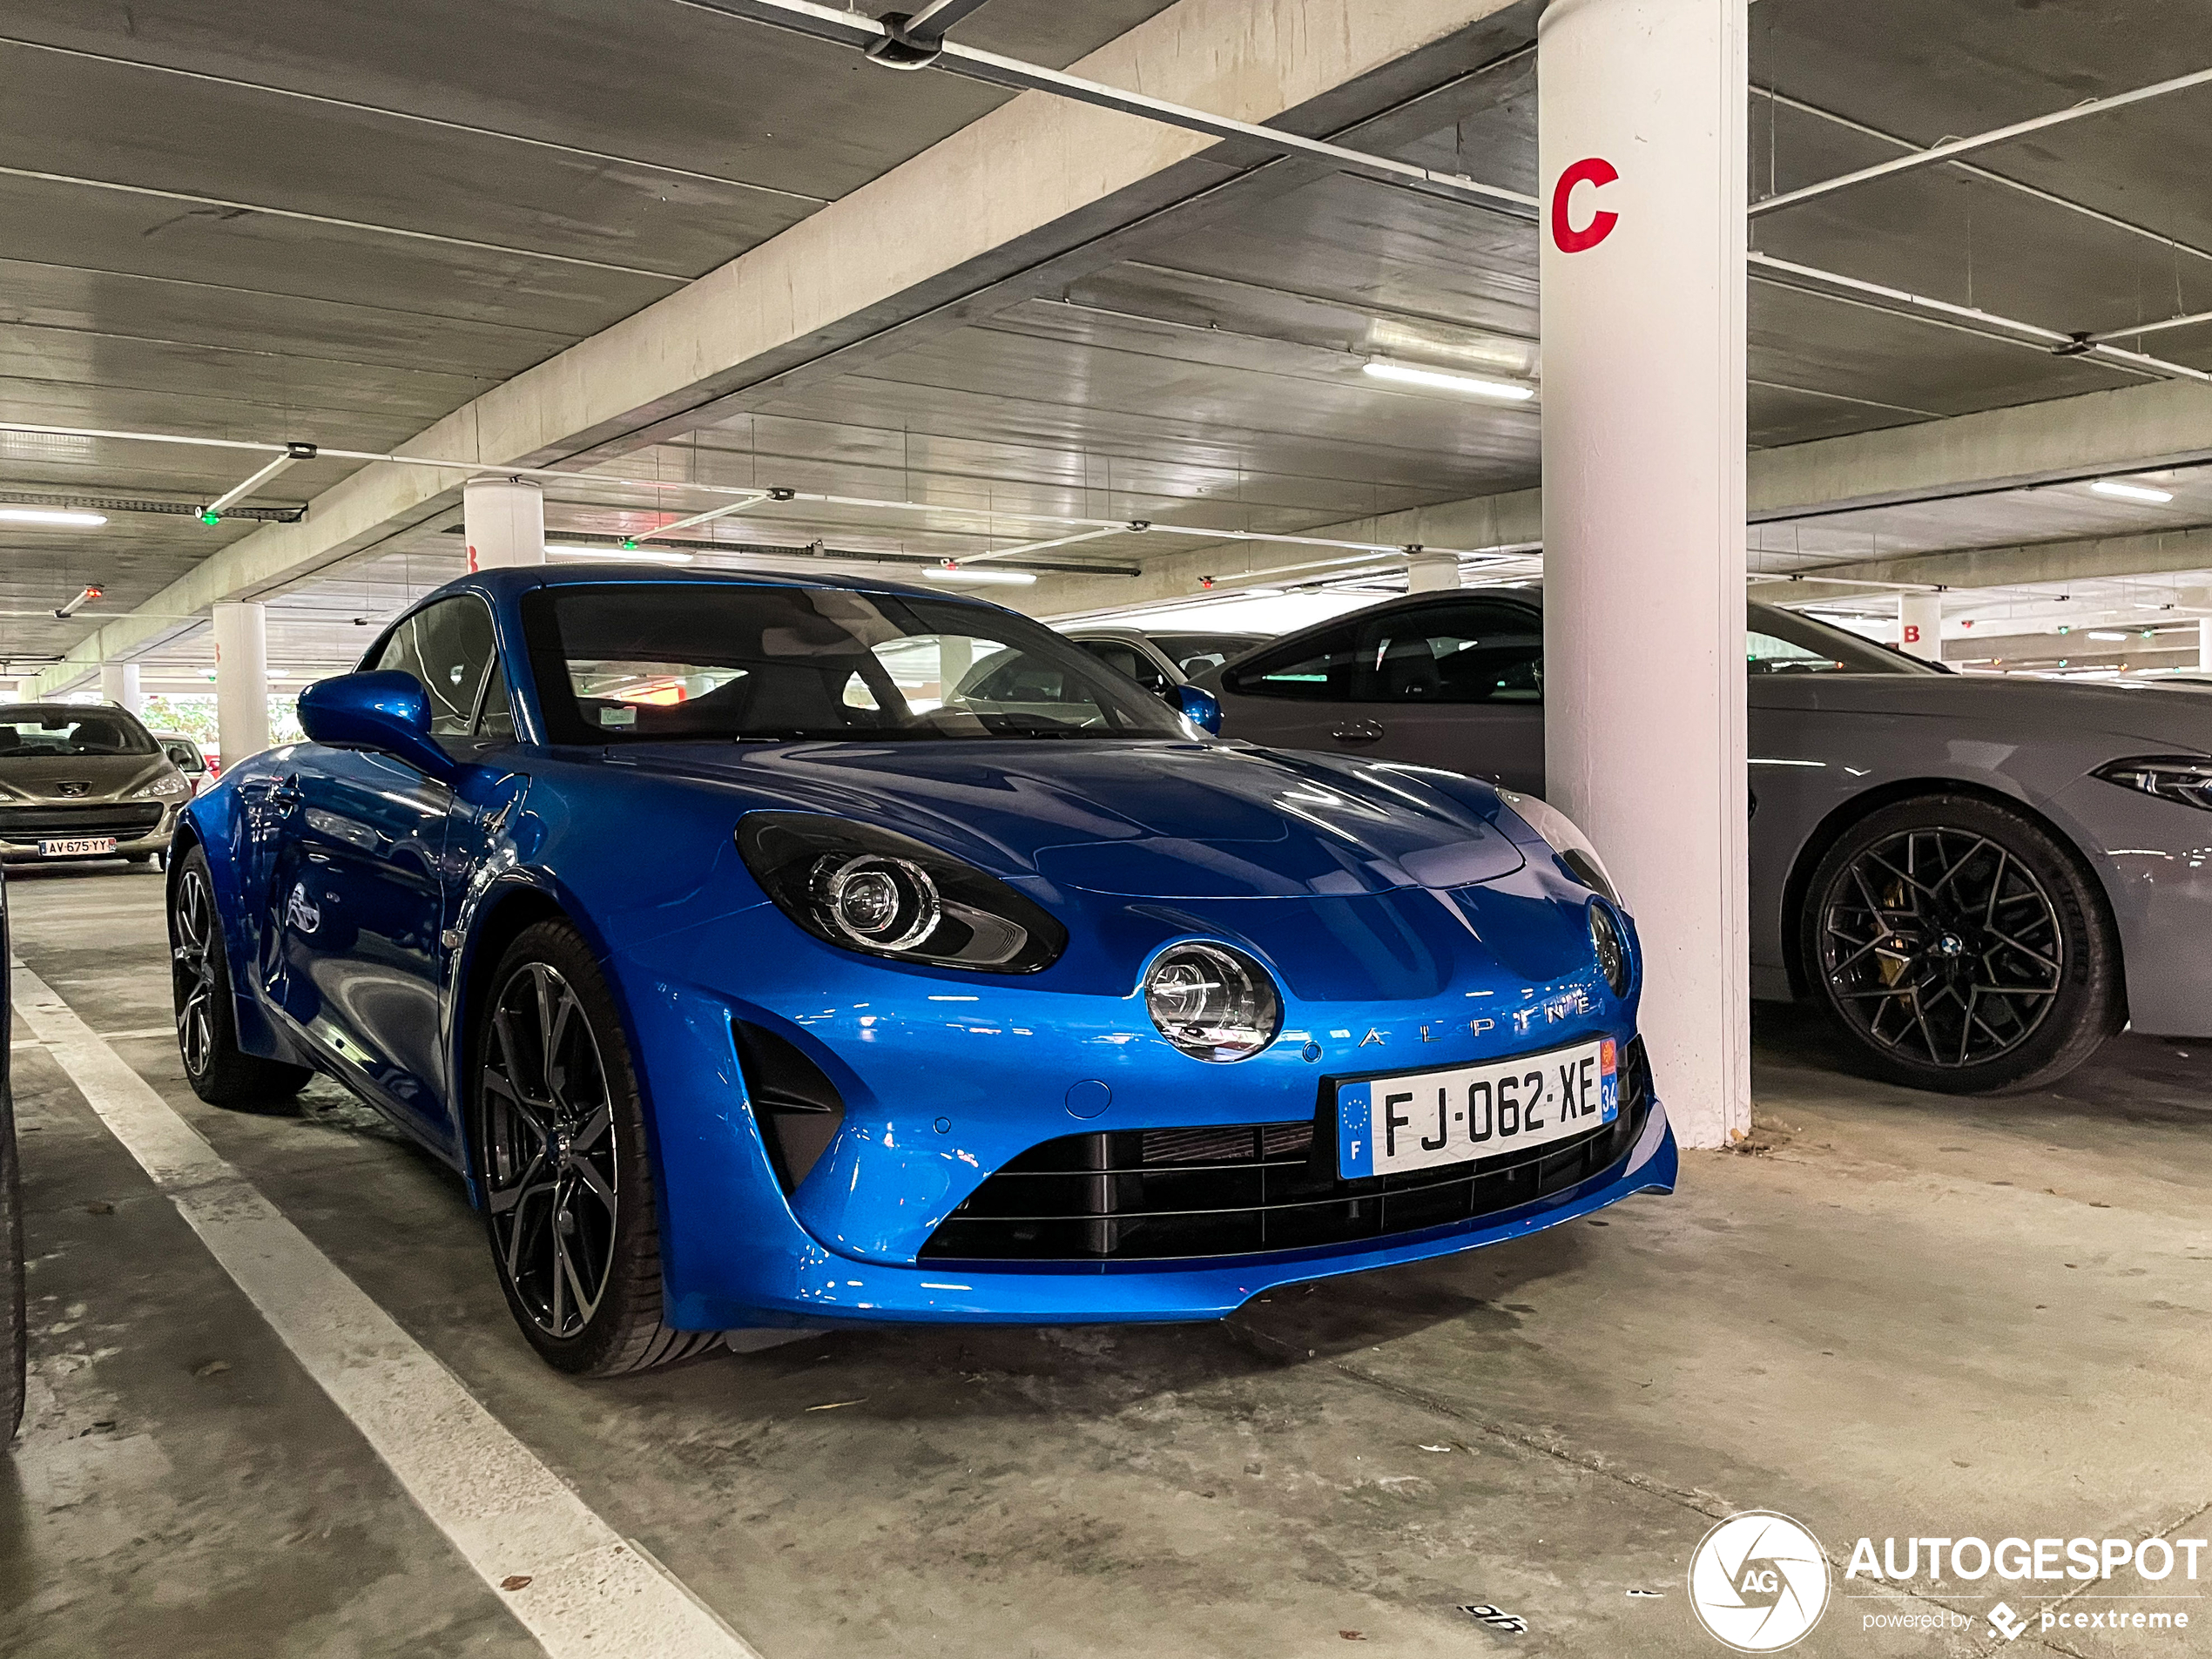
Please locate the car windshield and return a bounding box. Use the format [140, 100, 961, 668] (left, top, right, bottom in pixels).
[524, 583, 1188, 743]
[1746, 603, 1935, 675]
[1150, 632, 1269, 677]
[0, 706, 159, 759]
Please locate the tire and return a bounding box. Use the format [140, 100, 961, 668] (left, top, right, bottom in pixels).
[468, 921, 720, 1377]
[1800, 793, 2124, 1094]
[169, 847, 314, 1109]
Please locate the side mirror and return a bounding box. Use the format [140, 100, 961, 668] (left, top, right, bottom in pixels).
[298, 671, 459, 785]
[1177, 684, 1223, 736]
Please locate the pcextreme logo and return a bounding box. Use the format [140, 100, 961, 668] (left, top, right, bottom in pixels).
[1689, 1511, 1832, 1652]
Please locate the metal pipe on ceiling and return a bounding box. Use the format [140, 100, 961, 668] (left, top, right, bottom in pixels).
[1750, 62, 2212, 219]
[1746, 253, 2212, 384]
[671, 0, 1539, 219]
[2087, 309, 2212, 346]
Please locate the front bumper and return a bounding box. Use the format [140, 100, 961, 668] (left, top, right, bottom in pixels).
[699, 1102, 1675, 1327]
[0, 803, 177, 862]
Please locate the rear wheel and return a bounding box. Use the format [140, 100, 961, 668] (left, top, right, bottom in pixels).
[168, 847, 313, 1109]
[469, 921, 720, 1376]
[1801, 794, 2123, 1094]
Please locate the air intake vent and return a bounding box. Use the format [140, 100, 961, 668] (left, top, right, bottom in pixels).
[732, 1020, 846, 1193]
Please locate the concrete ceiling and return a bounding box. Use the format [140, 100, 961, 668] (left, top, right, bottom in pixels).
[6, 0, 2212, 686]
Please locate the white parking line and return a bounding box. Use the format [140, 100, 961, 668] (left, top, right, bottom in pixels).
[11, 961, 763, 1659]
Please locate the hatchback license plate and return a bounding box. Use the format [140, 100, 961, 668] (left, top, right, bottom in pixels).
[38, 837, 117, 857]
[1338, 1038, 1617, 1179]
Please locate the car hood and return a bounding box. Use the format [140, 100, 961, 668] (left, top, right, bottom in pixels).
[608, 739, 1527, 898]
[1753, 672, 2212, 750]
[0, 752, 172, 801]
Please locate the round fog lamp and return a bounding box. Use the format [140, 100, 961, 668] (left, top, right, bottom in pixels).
[1589, 901, 1630, 997]
[1144, 942, 1282, 1062]
[815, 854, 941, 952]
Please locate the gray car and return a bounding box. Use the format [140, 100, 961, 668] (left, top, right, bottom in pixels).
[1063, 626, 1271, 703]
[1204, 592, 2212, 1095]
[0, 704, 192, 867]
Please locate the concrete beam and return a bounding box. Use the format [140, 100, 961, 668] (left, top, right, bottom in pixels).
[35, 0, 1529, 694]
[1753, 523, 2212, 609]
[1036, 373, 2212, 618]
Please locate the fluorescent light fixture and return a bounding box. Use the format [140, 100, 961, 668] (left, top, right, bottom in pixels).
[2087, 631, 2128, 641]
[925, 566, 1035, 587]
[1362, 360, 1534, 401]
[545, 543, 693, 563]
[0, 508, 106, 527]
[2089, 479, 2174, 504]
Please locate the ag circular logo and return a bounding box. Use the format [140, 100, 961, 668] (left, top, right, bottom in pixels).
[1688, 1510, 1831, 1652]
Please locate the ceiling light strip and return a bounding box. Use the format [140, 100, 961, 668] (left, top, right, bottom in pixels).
[1750, 63, 2212, 219]
[672, 0, 1539, 218]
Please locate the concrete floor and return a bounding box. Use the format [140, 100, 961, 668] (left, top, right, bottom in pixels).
[1, 863, 2205, 1659]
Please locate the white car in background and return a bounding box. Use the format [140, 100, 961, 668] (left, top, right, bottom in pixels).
[150, 733, 217, 797]
[1061, 626, 1271, 703]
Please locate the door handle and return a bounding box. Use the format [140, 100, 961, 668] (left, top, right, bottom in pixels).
[268, 774, 303, 808]
[1328, 720, 1385, 745]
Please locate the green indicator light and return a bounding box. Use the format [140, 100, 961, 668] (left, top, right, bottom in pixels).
[620, 538, 637, 550]
[199, 509, 220, 525]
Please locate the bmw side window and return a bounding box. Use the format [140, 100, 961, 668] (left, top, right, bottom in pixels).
[475, 669, 516, 741]
[1222, 619, 1366, 700]
[1371, 603, 1544, 705]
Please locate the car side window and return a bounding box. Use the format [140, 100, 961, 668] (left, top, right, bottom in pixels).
[1367, 602, 1544, 705]
[372, 597, 499, 736]
[1222, 618, 1366, 700]
[1076, 638, 1169, 696]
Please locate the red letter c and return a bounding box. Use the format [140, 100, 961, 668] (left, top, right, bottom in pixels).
[1551, 157, 1619, 253]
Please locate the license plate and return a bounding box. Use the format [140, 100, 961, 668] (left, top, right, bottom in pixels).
[39, 837, 117, 857]
[1338, 1037, 1617, 1179]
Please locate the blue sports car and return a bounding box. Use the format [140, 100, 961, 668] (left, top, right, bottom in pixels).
[168, 566, 1676, 1374]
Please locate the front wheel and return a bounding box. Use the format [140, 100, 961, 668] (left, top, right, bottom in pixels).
[469, 921, 721, 1376]
[1800, 794, 2123, 1094]
[169, 847, 314, 1109]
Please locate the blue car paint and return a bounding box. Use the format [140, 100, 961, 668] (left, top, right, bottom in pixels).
[180, 564, 1676, 1330]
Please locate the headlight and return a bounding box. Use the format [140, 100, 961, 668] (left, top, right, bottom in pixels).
[736, 813, 1065, 973]
[1499, 788, 1619, 902]
[2094, 755, 2212, 811]
[1143, 942, 1282, 1062]
[1588, 901, 1631, 997]
[136, 774, 190, 799]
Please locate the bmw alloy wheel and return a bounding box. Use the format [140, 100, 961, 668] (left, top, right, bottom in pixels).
[480, 961, 620, 1340]
[171, 866, 219, 1079]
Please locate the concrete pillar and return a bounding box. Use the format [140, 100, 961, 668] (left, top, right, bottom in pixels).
[2198, 616, 2211, 671]
[99, 662, 141, 716]
[463, 478, 545, 570]
[1406, 549, 1461, 593]
[1898, 590, 1943, 662]
[212, 601, 270, 770]
[1539, 0, 1750, 1150]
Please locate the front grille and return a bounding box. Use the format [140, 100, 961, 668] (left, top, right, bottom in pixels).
[0, 803, 163, 844]
[921, 1036, 1654, 1263]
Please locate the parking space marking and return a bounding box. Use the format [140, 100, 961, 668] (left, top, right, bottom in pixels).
[10, 961, 763, 1659]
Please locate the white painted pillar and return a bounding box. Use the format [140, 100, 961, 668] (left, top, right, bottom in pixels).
[1540, 0, 1749, 1150]
[99, 662, 142, 716]
[1898, 590, 1944, 662]
[463, 478, 545, 570]
[2198, 616, 2211, 671]
[212, 601, 270, 770]
[1406, 549, 1462, 593]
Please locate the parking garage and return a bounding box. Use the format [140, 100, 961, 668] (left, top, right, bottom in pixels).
[3, 3, 2209, 1656]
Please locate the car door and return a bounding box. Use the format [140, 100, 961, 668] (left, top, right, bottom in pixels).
[1216, 598, 1548, 792]
[267, 595, 498, 1131]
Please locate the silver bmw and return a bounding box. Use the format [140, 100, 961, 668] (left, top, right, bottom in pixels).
[0, 704, 193, 867]
[1203, 593, 2212, 1095]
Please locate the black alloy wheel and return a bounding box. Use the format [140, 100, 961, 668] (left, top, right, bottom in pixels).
[469, 921, 721, 1376]
[168, 846, 313, 1109]
[1803, 794, 2123, 1094]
